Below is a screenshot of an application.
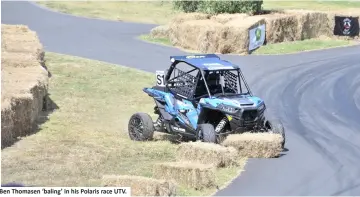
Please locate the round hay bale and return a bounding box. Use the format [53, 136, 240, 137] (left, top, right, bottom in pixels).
[176, 141, 240, 168]
[221, 132, 283, 158]
[150, 25, 170, 39]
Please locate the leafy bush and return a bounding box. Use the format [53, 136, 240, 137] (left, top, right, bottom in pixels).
[173, 1, 201, 13]
[173, 0, 263, 15]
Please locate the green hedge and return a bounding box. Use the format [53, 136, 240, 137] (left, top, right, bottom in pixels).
[173, 0, 263, 14]
[173, 1, 201, 13]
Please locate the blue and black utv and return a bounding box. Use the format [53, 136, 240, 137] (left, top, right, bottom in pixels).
[128, 54, 285, 148]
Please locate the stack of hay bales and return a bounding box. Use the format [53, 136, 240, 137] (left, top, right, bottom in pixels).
[222, 132, 283, 158]
[101, 133, 283, 194]
[150, 13, 211, 40]
[176, 141, 240, 167]
[153, 162, 216, 190]
[218, 17, 266, 54]
[1, 24, 49, 149]
[165, 15, 266, 54]
[210, 13, 248, 24]
[102, 175, 177, 196]
[152, 141, 246, 191]
[151, 9, 360, 54]
[171, 19, 223, 53]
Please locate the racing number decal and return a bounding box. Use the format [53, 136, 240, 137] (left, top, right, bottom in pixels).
[156, 70, 165, 87]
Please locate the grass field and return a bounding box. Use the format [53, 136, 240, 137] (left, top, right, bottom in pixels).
[37, 1, 360, 25]
[1, 52, 243, 196]
[36, 1, 179, 25]
[263, 0, 360, 11]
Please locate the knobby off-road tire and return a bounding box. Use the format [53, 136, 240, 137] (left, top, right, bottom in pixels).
[265, 117, 286, 148]
[197, 123, 217, 143]
[128, 112, 155, 141]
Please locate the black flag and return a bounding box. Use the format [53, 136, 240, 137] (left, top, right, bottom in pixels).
[333, 16, 360, 36]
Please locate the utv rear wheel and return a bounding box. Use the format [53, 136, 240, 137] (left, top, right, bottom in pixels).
[128, 113, 155, 141]
[197, 124, 216, 143]
[265, 118, 285, 148]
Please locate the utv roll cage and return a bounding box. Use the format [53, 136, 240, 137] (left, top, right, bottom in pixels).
[164, 54, 253, 102]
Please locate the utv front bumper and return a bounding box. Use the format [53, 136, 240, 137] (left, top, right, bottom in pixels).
[227, 106, 266, 132]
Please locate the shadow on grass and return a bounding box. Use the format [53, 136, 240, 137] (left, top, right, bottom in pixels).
[153, 132, 195, 144]
[1, 94, 59, 150]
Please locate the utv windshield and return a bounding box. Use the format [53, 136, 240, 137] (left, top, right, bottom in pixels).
[196, 69, 252, 98]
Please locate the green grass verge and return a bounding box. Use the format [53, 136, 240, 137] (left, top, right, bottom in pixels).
[139, 34, 172, 46]
[1, 52, 244, 196]
[252, 39, 355, 55]
[36, 1, 359, 25]
[139, 34, 356, 55]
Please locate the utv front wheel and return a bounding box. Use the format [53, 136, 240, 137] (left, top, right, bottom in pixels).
[265, 118, 285, 148]
[128, 113, 155, 141]
[197, 124, 216, 143]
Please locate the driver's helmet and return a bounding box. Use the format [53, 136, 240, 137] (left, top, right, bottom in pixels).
[206, 72, 222, 96]
[206, 72, 220, 86]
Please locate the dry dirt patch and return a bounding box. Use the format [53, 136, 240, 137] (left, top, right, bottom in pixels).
[1, 24, 49, 149]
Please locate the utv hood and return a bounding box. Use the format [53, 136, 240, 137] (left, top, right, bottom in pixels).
[203, 95, 263, 108]
[223, 97, 255, 106]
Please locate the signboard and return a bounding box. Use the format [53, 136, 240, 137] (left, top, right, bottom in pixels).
[155, 70, 165, 87]
[334, 16, 359, 36]
[248, 24, 266, 51]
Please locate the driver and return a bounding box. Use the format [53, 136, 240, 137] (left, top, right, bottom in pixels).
[206, 72, 222, 95]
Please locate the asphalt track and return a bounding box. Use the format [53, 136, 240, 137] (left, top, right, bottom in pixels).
[2, 1, 360, 195]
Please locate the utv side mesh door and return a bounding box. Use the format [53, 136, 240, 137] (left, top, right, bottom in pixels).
[166, 62, 199, 100]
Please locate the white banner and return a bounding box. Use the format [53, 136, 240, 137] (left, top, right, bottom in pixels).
[248, 24, 266, 51]
[0, 187, 131, 196]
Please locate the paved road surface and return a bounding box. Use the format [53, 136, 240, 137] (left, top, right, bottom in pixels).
[2, 1, 360, 195]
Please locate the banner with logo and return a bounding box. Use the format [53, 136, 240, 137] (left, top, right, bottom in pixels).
[334, 16, 360, 36]
[248, 24, 266, 51]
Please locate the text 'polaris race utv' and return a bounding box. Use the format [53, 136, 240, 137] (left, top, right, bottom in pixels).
[128, 54, 285, 148]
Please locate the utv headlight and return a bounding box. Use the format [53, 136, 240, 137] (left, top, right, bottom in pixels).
[258, 103, 265, 111]
[217, 104, 239, 114]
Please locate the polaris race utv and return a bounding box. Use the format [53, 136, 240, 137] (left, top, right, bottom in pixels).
[128, 54, 285, 148]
